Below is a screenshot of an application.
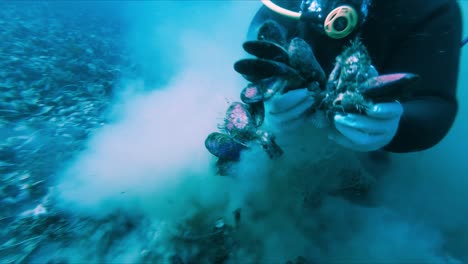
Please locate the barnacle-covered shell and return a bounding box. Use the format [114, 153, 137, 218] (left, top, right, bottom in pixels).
[223, 102, 257, 139]
[336, 39, 373, 84]
[240, 77, 288, 104]
[240, 83, 264, 104]
[255, 130, 283, 159]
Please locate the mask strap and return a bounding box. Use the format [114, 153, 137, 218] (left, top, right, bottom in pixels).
[260, 0, 301, 20]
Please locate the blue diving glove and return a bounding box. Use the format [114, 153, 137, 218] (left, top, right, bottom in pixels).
[264, 88, 316, 131]
[329, 101, 403, 152]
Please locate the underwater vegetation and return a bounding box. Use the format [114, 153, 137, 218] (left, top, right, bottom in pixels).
[0, 2, 141, 262]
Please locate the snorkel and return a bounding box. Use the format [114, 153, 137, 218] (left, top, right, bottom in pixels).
[260, 0, 370, 39]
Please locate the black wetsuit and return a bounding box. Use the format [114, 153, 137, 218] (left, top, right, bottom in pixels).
[248, 0, 463, 153]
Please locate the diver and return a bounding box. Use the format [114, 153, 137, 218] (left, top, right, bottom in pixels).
[205, 0, 464, 175]
[246, 0, 463, 153]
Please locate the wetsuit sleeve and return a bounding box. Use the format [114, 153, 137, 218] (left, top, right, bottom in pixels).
[382, 1, 462, 153]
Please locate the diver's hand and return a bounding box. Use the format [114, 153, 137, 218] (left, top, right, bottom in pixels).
[264, 88, 316, 131]
[329, 101, 403, 152]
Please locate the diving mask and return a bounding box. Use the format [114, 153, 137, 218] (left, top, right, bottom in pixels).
[260, 0, 370, 39]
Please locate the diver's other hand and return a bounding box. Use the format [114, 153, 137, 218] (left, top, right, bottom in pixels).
[264, 88, 315, 131]
[329, 101, 403, 152]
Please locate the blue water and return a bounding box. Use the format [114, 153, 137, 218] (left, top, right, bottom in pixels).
[0, 1, 467, 263]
